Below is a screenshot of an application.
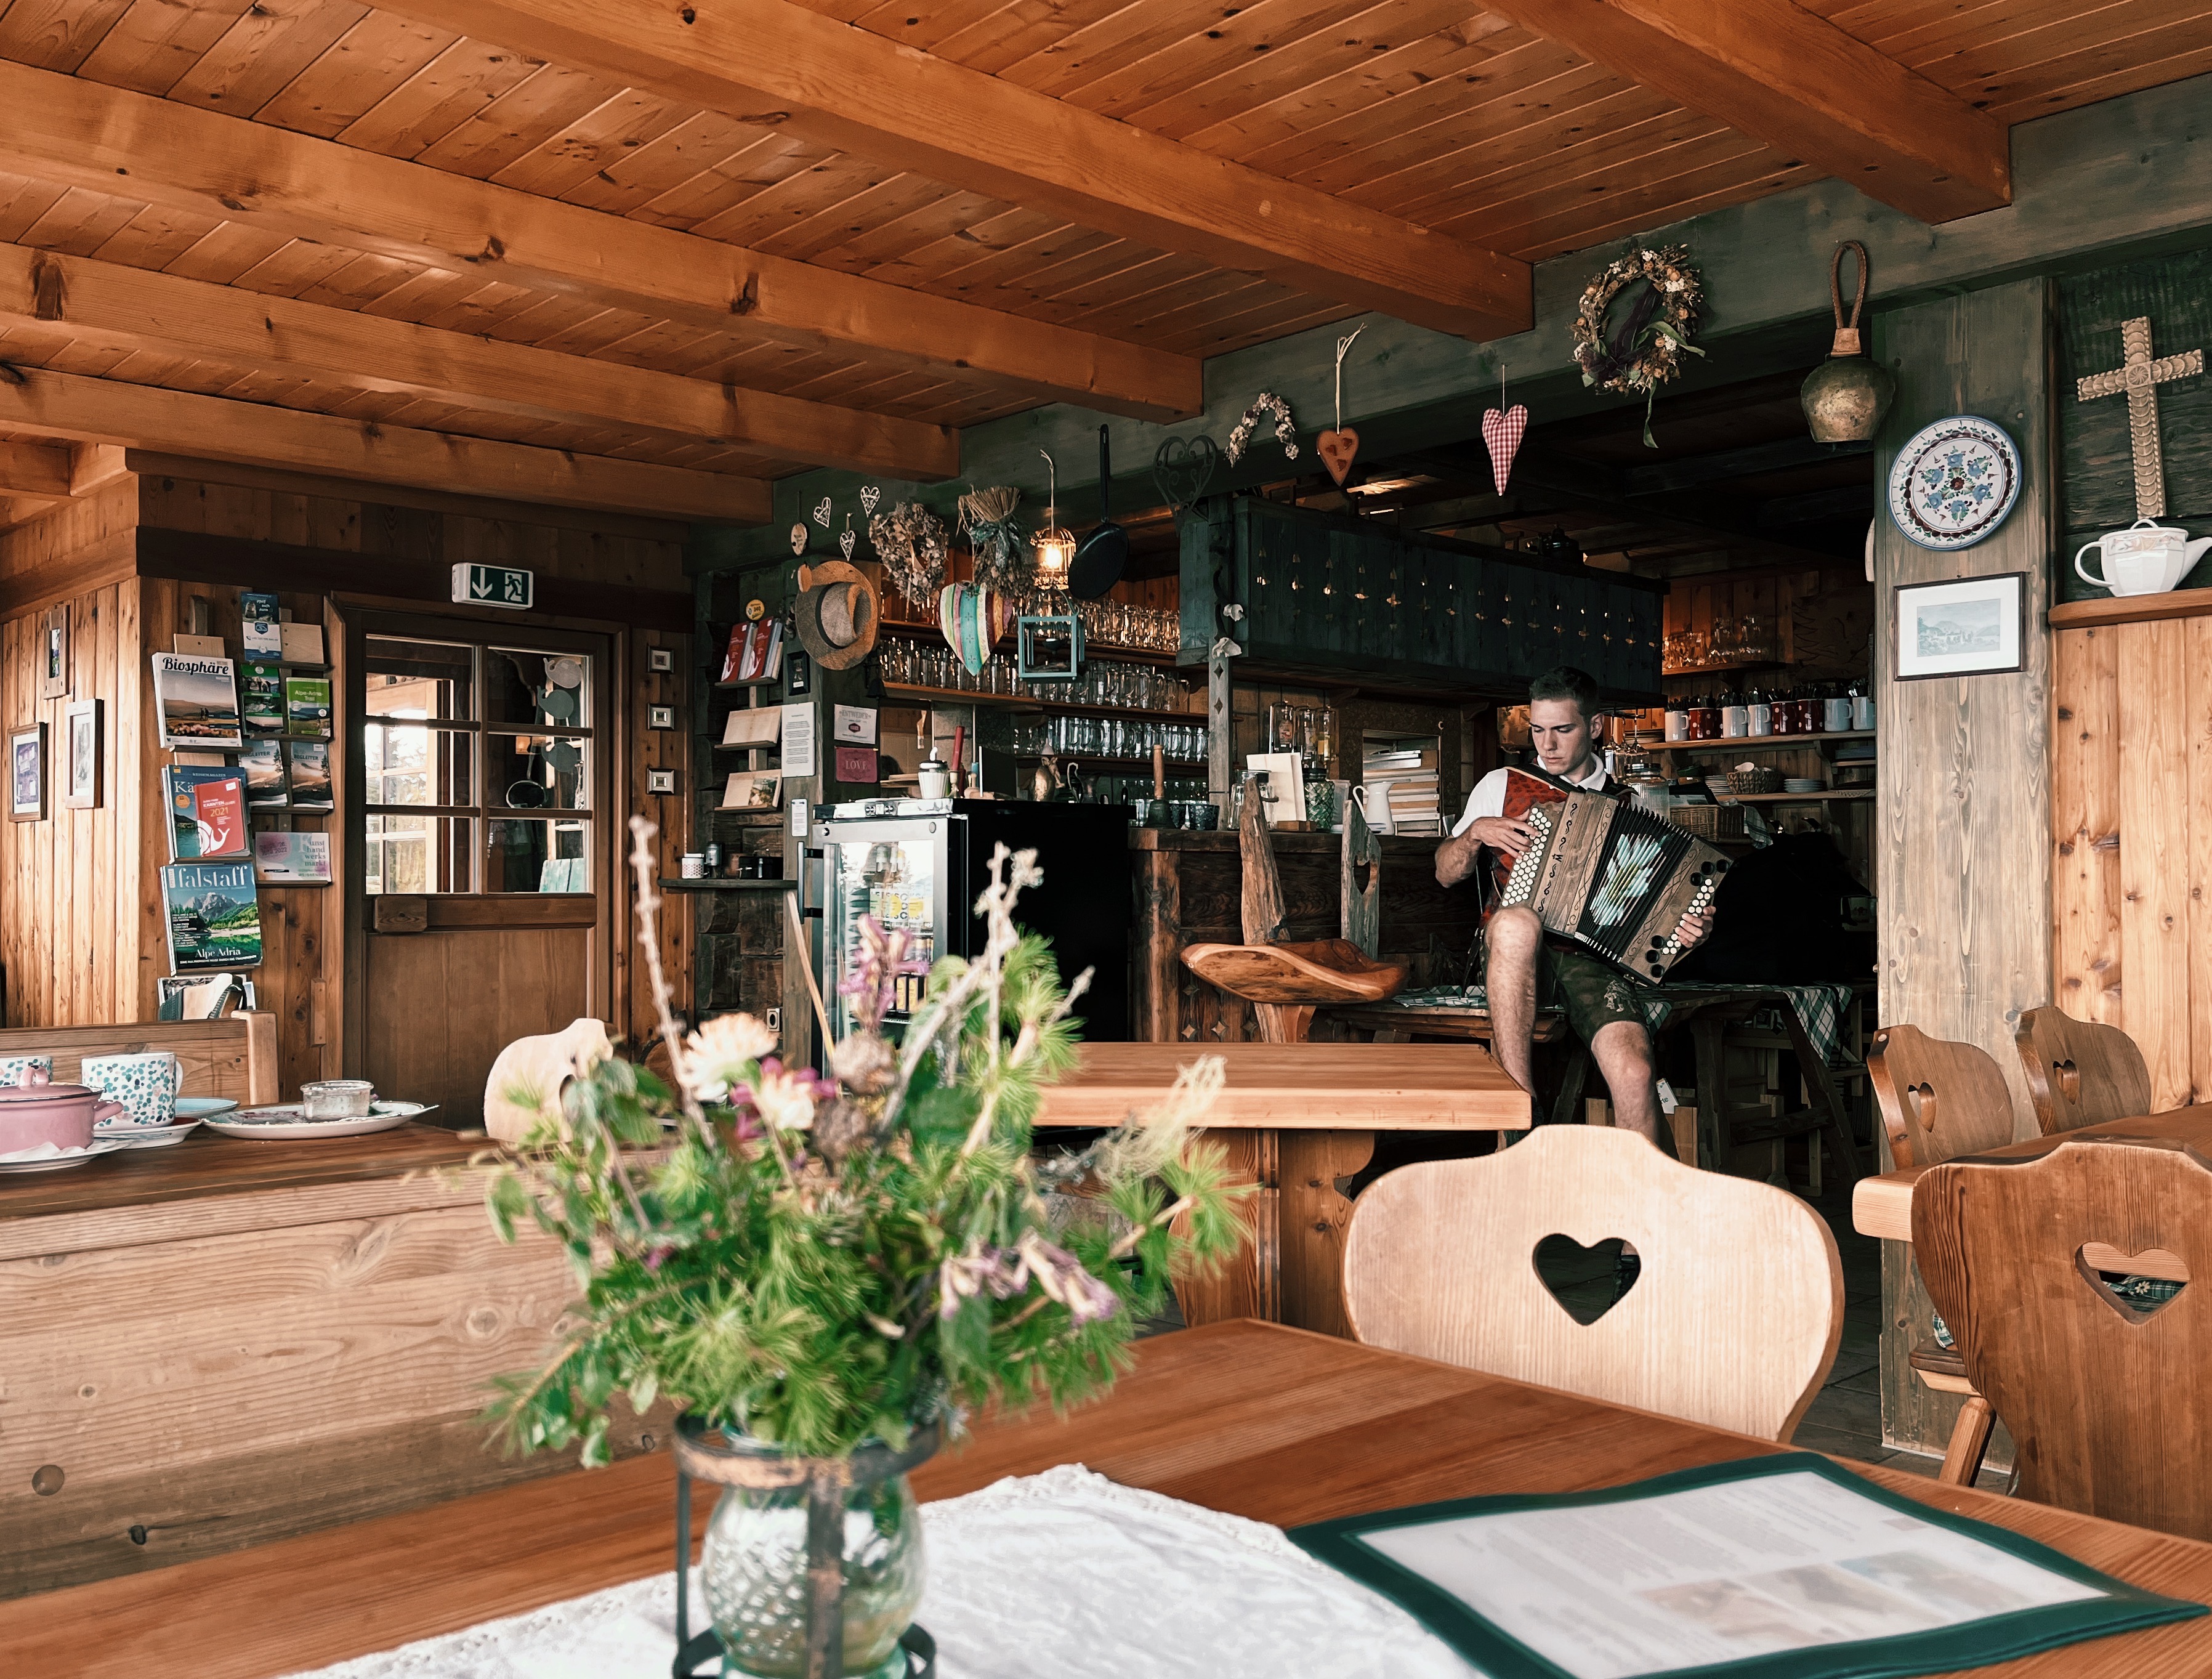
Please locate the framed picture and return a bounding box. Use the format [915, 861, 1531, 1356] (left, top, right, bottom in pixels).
[64, 700, 102, 809]
[647, 769, 678, 795]
[40, 604, 68, 700]
[647, 704, 676, 730]
[647, 647, 676, 674]
[1893, 572, 2026, 681]
[9, 723, 46, 822]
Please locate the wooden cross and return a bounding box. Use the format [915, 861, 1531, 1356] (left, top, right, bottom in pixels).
[2076, 315, 2204, 520]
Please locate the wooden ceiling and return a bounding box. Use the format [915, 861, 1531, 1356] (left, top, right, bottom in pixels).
[0, 0, 2203, 523]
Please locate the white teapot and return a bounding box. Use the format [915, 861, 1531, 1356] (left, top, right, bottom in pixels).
[2075, 517, 2212, 597]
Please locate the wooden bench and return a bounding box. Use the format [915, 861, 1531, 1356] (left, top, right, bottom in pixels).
[0, 1014, 281, 1107]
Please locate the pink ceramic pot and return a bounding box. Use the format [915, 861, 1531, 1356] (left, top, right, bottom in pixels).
[0, 1082, 125, 1153]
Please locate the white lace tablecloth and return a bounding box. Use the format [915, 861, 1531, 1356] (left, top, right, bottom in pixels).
[282, 1464, 1480, 1679]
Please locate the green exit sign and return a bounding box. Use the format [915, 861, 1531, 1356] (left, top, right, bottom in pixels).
[450, 563, 535, 610]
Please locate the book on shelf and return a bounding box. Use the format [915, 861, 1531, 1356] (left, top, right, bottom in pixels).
[279, 621, 325, 665]
[241, 660, 285, 734]
[721, 770, 783, 811]
[161, 861, 263, 973]
[239, 738, 289, 807]
[151, 652, 243, 750]
[158, 971, 252, 1021]
[719, 619, 784, 685]
[163, 766, 249, 861]
[285, 674, 333, 737]
[721, 707, 783, 748]
[286, 740, 334, 808]
[241, 592, 281, 658]
[255, 830, 332, 886]
[1362, 750, 1437, 774]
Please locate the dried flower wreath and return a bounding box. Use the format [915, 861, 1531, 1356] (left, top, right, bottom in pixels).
[1572, 244, 1706, 445]
[868, 501, 950, 608]
[1225, 393, 1299, 466]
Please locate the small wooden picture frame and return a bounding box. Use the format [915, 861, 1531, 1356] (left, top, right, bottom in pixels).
[647, 647, 676, 674]
[647, 769, 678, 795]
[647, 704, 676, 730]
[39, 604, 68, 700]
[1893, 572, 2027, 680]
[64, 699, 102, 809]
[9, 722, 46, 822]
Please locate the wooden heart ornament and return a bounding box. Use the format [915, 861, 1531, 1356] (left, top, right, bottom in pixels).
[1482, 403, 1529, 495]
[788, 523, 807, 556]
[1318, 427, 1360, 485]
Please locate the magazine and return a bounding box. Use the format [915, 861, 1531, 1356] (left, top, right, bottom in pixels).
[241, 660, 285, 733]
[285, 674, 333, 738]
[163, 766, 249, 861]
[152, 653, 243, 750]
[241, 592, 281, 658]
[239, 738, 288, 807]
[158, 972, 249, 1021]
[161, 862, 264, 973]
[721, 770, 783, 811]
[255, 831, 332, 886]
[286, 740, 334, 807]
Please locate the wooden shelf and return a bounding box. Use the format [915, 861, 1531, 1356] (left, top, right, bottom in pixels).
[1011, 753, 1205, 771]
[876, 620, 1181, 666]
[880, 682, 1198, 724]
[658, 876, 794, 891]
[2049, 586, 2212, 629]
[1655, 730, 1875, 753]
[1661, 660, 1788, 678]
[1722, 789, 1876, 803]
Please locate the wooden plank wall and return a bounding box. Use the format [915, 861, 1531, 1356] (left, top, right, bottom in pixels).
[0, 481, 145, 1028]
[1870, 278, 2057, 1462]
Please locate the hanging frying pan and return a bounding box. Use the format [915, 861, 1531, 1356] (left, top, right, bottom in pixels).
[1068, 424, 1129, 601]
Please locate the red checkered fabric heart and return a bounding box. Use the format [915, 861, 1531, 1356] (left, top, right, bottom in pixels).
[1482, 403, 1528, 496]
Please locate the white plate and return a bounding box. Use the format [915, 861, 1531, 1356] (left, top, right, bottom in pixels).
[0, 1138, 131, 1173]
[1887, 415, 2021, 551]
[92, 1119, 206, 1149]
[203, 1100, 437, 1141]
[175, 1097, 240, 1119]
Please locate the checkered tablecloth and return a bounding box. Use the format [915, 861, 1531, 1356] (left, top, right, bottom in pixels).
[1378, 981, 1862, 1067]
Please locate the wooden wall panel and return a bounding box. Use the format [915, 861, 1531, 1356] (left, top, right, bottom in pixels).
[2113, 619, 2192, 1109]
[2050, 626, 2123, 1022]
[1870, 278, 2056, 1461]
[621, 623, 692, 1053]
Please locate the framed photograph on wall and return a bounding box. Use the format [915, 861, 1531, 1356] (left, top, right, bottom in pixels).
[40, 604, 68, 699]
[64, 700, 102, 809]
[9, 722, 46, 822]
[1893, 572, 2026, 681]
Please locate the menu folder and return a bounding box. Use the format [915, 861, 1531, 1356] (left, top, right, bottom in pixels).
[1290, 1453, 2204, 1679]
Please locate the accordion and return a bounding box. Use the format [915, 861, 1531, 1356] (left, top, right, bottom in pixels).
[1495, 777, 1730, 981]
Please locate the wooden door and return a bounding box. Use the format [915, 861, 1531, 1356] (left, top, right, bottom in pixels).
[347, 613, 613, 1127]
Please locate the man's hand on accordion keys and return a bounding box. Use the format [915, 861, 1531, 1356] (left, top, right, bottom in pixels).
[1673, 908, 1714, 952]
[1466, 815, 1533, 857]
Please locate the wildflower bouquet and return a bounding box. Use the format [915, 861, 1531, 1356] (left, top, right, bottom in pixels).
[483, 819, 1246, 1464]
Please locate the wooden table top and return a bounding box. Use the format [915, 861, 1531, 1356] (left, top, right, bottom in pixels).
[9, 1320, 2212, 1679]
[1037, 1041, 1530, 1131]
[1852, 1107, 2210, 1258]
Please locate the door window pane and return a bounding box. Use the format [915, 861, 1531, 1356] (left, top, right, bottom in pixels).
[486, 817, 590, 893]
[488, 735, 589, 810]
[367, 815, 472, 895]
[485, 649, 589, 729]
[365, 639, 473, 721]
[365, 725, 474, 808]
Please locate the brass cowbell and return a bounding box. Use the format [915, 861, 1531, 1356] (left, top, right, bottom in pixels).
[1800, 240, 1897, 444]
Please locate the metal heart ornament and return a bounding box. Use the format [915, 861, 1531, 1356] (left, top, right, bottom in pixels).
[839, 526, 856, 559]
[812, 497, 833, 528]
[788, 522, 807, 556]
[1317, 427, 1360, 486]
[1151, 434, 1220, 517]
[859, 485, 881, 516]
[1482, 403, 1528, 495]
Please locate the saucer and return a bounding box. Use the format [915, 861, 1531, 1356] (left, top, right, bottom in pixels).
[175, 1097, 240, 1119]
[92, 1119, 206, 1150]
[0, 1138, 131, 1173]
[204, 1100, 436, 1141]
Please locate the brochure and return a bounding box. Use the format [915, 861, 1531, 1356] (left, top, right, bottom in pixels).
[286, 739, 334, 807]
[151, 653, 243, 750]
[239, 738, 289, 807]
[286, 674, 333, 738]
[241, 591, 281, 658]
[158, 972, 249, 1020]
[721, 771, 783, 811]
[1290, 1454, 2206, 1679]
[160, 862, 264, 973]
[163, 767, 249, 861]
[241, 660, 285, 733]
[255, 830, 332, 886]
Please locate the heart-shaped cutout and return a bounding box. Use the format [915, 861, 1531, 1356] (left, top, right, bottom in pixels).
[1481, 404, 1528, 495]
[1317, 427, 1360, 486]
[2078, 1245, 2189, 1321]
[1903, 1080, 1938, 1139]
[788, 522, 807, 556]
[812, 496, 833, 527]
[1533, 1234, 1636, 1325]
[2053, 1059, 2081, 1104]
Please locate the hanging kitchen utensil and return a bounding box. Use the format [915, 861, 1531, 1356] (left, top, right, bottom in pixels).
[1317, 325, 1364, 486]
[1068, 424, 1129, 600]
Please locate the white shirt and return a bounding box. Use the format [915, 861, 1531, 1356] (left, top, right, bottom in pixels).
[1450, 758, 1611, 838]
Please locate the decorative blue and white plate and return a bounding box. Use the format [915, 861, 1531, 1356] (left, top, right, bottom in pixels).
[1887, 415, 2021, 550]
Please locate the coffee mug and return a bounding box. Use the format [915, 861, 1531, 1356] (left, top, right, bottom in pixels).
[0, 1054, 54, 1088]
[83, 1051, 183, 1127]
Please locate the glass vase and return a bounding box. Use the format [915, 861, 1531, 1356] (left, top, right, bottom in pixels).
[685, 1423, 935, 1679]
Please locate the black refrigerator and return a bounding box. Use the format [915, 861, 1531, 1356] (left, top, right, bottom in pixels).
[807, 798, 1131, 1051]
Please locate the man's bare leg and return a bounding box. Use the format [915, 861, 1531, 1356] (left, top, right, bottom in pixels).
[1483, 906, 1543, 1094]
[1591, 1018, 1666, 1150]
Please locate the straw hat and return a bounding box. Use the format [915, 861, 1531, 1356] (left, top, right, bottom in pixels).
[791, 560, 880, 670]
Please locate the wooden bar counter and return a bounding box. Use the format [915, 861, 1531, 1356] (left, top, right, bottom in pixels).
[0, 1123, 658, 1599]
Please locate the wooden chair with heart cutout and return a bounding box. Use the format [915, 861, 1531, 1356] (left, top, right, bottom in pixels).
[2014, 1005, 2155, 1137]
[1915, 1135, 2207, 1537]
[1867, 1024, 2019, 1486]
[1341, 1123, 1842, 1441]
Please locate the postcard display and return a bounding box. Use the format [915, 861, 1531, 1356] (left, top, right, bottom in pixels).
[151, 596, 336, 985]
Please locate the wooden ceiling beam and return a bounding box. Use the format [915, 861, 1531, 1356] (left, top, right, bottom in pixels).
[0, 61, 1198, 424]
[369, 0, 1532, 339]
[0, 439, 74, 499]
[0, 245, 957, 481]
[0, 366, 770, 525]
[1475, 0, 2008, 222]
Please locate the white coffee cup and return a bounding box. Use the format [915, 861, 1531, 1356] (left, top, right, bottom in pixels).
[2076, 518, 2212, 597]
[917, 760, 951, 800]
